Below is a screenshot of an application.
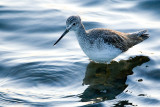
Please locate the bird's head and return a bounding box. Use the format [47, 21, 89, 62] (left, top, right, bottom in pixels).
[53, 15, 81, 46]
[66, 15, 81, 31]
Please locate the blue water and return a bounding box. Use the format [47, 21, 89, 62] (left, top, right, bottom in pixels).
[0, 0, 160, 107]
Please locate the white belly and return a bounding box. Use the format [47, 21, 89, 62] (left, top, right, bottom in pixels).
[76, 34, 122, 63]
[80, 41, 122, 63]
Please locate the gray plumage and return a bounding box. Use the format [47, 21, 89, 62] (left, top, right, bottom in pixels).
[86, 28, 148, 52]
[54, 16, 149, 63]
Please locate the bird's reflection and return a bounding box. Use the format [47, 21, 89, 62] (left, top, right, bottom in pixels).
[80, 56, 150, 102]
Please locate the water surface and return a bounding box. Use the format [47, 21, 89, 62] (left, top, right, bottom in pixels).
[0, 0, 160, 107]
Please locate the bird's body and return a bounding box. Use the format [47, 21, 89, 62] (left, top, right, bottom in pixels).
[53, 16, 149, 63]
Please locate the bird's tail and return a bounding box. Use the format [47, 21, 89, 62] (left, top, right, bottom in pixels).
[139, 30, 149, 40]
[127, 30, 149, 46]
[130, 30, 149, 39]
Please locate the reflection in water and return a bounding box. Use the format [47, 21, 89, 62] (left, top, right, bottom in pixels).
[80, 56, 150, 103]
[0, 0, 160, 106]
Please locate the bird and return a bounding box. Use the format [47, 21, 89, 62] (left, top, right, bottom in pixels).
[53, 15, 149, 63]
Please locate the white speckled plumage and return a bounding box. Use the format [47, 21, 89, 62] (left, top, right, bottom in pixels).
[53, 16, 149, 63]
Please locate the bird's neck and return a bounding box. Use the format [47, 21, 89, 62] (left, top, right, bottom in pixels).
[75, 24, 87, 38]
[75, 24, 89, 54]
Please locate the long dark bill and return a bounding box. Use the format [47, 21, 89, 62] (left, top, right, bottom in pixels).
[53, 29, 69, 46]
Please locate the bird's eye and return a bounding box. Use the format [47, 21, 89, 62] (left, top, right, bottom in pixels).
[73, 23, 76, 25]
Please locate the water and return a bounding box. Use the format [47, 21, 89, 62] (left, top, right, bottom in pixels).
[0, 0, 160, 107]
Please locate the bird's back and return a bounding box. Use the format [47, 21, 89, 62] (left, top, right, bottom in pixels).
[86, 28, 149, 52]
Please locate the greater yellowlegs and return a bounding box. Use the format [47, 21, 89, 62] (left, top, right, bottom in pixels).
[53, 16, 149, 63]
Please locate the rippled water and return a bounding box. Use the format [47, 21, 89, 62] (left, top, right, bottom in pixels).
[0, 0, 160, 107]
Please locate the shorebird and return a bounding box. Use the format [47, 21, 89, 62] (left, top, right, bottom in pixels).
[53, 16, 149, 63]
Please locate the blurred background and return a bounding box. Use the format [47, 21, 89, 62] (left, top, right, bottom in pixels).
[0, 0, 160, 107]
